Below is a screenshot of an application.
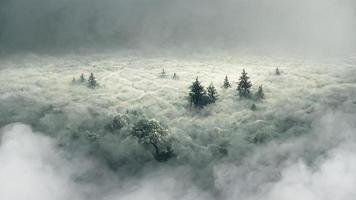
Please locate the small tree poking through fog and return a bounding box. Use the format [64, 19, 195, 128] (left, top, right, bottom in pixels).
[275, 67, 280, 75]
[255, 85, 265, 100]
[173, 73, 178, 80]
[223, 75, 231, 88]
[88, 73, 97, 88]
[207, 83, 218, 103]
[80, 73, 86, 82]
[160, 69, 167, 78]
[188, 77, 209, 109]
[237, 69, 252, 98]
[132, 119, 174, 162]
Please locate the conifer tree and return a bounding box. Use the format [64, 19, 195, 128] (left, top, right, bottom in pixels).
[223, 75, 231, 88]
[88, 73, 97, 89]
[160, 69, 167, 78]
[275, 67, 280, 75]
[207, 83, 218, 103]
[188, 77, 208, 109]
[80, 73, 85, 82]
[173, 73, 178, 80]
[255, 85, 265, 100]
[72, 77, 76, 83]
[237, 69, 252, 98]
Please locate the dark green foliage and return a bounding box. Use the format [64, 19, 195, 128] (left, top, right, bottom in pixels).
[275, 67, 280, 75]
[159, 69, 167, 78]
[223, 75, 231, 88]
[80, 73, 86, 82]
[188, 77, 208, 109]
[255, 85, 265, 100]
[88, 73, 97, 89]
[207, 83, 218, 103]
[132, 119, 174, 162]
[111, 115, 128, 130]
[237, 69, 252, 98]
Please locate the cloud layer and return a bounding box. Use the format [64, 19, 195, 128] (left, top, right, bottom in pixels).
[0, 52, 356, 199]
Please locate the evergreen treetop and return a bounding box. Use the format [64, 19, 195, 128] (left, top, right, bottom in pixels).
[207, 82, 218, 103]
[188, 77, 208, 109]
[275, 67, 280, 75]
[88, 73, 97, 89]
[223, 75, 231, 88]
[80, 73, 85, 82]
[173, 73, 178, 79]
[237, 69, 252, 98]
[255, 85, 265, 100]
[160, 69, 167, 78]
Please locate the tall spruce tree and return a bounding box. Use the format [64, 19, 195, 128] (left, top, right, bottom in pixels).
[207, 83, 218, 103]
[275, 67, 280, 75]
[188, 77, 208, 109]
[237, 69, 252, 98]
[223, 75, 231, 88]
[88, 73, 97, 89]
[255, 85, 265, 100]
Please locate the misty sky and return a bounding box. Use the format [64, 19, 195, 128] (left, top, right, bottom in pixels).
[0, 0, 355, 53]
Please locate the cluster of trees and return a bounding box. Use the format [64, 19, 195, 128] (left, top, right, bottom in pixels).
[188, 78, 218, 109]
[188, 68, 281, 109]
[72, 73, 98, 88]
[160, 69, 179, 79]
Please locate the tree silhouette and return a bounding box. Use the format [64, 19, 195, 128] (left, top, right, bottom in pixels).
[255, 85, 265, 100]
[80, 73, 85, 82]
[237, 69, 252, 98]
[207, 83, 218, 103]
[160, 69, 167, 78]
[188, 77, 208, 109]
[88, 73, 97, 89]
[223, 75, 231, 88]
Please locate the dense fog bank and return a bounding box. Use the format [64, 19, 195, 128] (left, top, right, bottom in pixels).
[0, 53, 356, 199]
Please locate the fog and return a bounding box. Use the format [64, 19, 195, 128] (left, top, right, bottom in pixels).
[0, 0, 355, 53]
[1, 0, 356, 200]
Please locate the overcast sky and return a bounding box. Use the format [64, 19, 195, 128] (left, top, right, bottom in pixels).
[0, 0, 355, 53]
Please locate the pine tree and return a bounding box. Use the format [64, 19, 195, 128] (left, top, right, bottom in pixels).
[255, 85, 265, 100]
[188, 77, 208, 109]
[237, 69, 252, 98]
[80, 73, 85, 82]
[207, 83, 218, 103]
[72, 77, 76, 83]
[173, 73, 178, 80]
[223, 75, 231, 88]
[88, 73, 97, 89]
[160, 69, 167, 78]
[275, 67, 280, 75]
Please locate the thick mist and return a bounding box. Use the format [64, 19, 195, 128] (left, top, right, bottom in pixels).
[0, 0, 355, 53]
[1, 0, 356, 199]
